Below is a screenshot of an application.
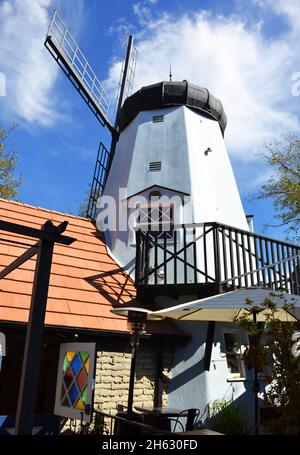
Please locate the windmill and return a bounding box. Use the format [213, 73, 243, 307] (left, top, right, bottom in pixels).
[44, 10, 138, 219]
[44, 10, 300, 436]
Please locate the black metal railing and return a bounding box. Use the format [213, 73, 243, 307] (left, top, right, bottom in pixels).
[93, 410, 172, 435]
[135, 222, 300, 295]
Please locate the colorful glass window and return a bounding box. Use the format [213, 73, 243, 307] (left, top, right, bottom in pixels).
[60, 351, 90, 411]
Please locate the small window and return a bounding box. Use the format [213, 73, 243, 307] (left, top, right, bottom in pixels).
[152, 115, 164, 123]
[148, 161, 162, 172]
[222, 330, 246, 380]
[137, 202, 174, 240]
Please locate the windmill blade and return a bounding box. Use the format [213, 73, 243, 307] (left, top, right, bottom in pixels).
[44, 10, 117, 136]
[86, 36, 138, 219]
[86, 141, 110, 220]
[114, 35, 138, 118]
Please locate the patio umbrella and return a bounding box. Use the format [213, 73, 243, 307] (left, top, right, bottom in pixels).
[148, 287, 300, 435]
[148, 288, 300, 322]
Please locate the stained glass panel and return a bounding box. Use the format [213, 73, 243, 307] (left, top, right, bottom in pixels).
[60, 382, 67, 400]
[66, 351, 75, 362]
[63, 357, 68, 373]
[68, 382, 79, 405]
[82, 386, 87, 403]
[63, 367, 73, 389]
[84, 357, 90, 374]
[76, 368, 87, 391]
[60, 350, 90, 410]
[62, 395, 70, 407]
[71, 354, 81, 376]
[55, 343, 95, 422]
[75, 398, 85, 410]
[80, 351, 89, 363]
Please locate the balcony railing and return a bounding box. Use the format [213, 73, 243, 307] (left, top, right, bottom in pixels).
[135, 222, 300, 295]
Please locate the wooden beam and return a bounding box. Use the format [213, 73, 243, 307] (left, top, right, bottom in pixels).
[204, 322, 215, 371]
[15, 237, 55, 434]
[0, 243, 38, 280]
[0, 220, 75, 245]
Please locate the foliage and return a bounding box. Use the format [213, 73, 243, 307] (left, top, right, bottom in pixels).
[0, 124, 22, 199]
[79, 412, 105, 434]
[66, 412, 105, 435]
[236, 294, 300, 435]
[204, 396, 248, 435]
[253, 134, 300, 240]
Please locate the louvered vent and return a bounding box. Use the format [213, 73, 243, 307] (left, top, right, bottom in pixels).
[152, 115, 164, 123]
[148, 161, 162, 172]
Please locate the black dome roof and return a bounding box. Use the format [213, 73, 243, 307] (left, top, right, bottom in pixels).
[117, 80, 227, 135]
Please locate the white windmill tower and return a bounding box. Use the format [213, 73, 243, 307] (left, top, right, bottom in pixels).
[102, 80, 250, 291]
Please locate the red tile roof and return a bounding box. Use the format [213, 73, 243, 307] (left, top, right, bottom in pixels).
[0, 199, 185, 337]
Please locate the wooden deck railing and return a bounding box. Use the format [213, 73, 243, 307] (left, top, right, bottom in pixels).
[135, 222, 300, 295]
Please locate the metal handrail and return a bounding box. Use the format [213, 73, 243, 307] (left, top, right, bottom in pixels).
[93, 410, 172, 435]
[135, 222, 300, 294]
[135, 221, 300, 249]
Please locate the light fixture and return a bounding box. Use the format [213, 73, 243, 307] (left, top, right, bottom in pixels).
[112, 307, 150, 414]
[127, 310, 147, 337]
[204, 147, 212, 156]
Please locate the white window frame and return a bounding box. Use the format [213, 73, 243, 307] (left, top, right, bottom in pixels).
[54, 342, 96, 422]
[135, 200, 177, 242]
[222, 329, 246, 381]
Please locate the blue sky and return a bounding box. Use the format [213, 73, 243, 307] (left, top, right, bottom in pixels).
[0, 0, 300, 240]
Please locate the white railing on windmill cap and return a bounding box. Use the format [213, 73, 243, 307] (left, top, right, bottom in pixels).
[47, 10, 111, 116]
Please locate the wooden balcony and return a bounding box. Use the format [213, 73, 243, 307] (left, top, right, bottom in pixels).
[135, 222, 300, 304]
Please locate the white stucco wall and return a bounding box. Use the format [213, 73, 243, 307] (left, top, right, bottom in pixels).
[102, 105, 248, 275]
[184, 108, 248, 230]
[167, 321, 253, 429]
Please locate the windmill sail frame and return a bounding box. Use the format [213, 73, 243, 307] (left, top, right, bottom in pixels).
[44, 10, 139, 219]
[44, 10, 116, 135]
[86, 142, 110, 220]
[114, 35, 138, 117]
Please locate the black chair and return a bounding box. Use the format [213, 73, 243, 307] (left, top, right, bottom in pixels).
[168, 417, 185, 432]
[113, 411, 144, 435]
[143, 413, 172, 432]
[171, 408, 201, 432]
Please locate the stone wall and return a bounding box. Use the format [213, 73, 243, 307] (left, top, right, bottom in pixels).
[93, 339, 174, 433]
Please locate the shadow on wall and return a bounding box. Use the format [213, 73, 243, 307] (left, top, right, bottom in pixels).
[167, 358, 206, 394]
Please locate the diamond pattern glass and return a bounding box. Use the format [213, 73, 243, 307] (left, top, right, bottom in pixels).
[60, 351, 90, 410]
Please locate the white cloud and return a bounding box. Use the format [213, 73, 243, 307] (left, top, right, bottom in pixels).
[0, 0, 84, 127]
[257, 0, 300, 34]
[105, 5, 300, 175]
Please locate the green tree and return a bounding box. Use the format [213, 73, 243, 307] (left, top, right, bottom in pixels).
[254, 135, 300, 240]
[0, 125, 22, 199]
[237, 296, 300, 435]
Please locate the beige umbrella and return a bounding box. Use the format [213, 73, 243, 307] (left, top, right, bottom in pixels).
[148, 288, 300, 322]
